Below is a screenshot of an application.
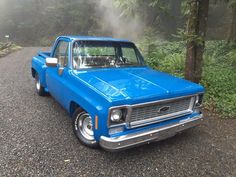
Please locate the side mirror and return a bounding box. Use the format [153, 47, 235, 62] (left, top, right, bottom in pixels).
[46, 58, 58, 67]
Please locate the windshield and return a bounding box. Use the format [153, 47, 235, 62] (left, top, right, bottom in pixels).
[72, 41, 145, 69]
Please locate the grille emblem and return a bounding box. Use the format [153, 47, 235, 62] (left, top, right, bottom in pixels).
[157, 106, 170, 113]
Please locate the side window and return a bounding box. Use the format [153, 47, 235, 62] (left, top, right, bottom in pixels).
[54, 41, 69, 67]
[122, 47, 138, 64]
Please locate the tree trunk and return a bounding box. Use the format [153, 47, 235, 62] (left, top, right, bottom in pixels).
[185, 0, 198, 83]
[171, 0, 182, 35]
[185, 0, 209, 83]
[228, 4, 236, 43]
[195, 0, 209, 83]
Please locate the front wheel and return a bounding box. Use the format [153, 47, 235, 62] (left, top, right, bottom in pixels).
[72, 108, 98, 148]
[35, 73, 46, 96]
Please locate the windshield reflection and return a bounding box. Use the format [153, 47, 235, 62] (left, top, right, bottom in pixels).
[72, 41, 145, 69]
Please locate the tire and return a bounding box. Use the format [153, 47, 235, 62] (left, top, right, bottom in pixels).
[72, 108, 98, 148]
[35, 73, 46, 96]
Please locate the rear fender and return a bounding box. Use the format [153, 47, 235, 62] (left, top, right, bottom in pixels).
[31, 56, 47, 88]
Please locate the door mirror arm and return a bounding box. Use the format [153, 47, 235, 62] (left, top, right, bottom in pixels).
[58, 67, 64, 75]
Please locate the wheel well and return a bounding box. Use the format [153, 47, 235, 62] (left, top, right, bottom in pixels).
[31, 68, 36, 78]
[70, 101, 82, 117]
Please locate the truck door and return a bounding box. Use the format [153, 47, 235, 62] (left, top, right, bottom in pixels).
[46, 39, 70, 108]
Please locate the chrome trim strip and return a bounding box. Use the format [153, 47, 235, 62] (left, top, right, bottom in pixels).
[108, 94, 200, 128]
[110, 94, 199, 110]
[100, 114, 204, 152]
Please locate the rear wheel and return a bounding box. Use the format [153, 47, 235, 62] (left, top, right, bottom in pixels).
[35, 73, 46, 96]
[72, 108, 98, 148]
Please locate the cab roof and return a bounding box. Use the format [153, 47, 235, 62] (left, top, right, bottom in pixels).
[60, 35, 131, 43]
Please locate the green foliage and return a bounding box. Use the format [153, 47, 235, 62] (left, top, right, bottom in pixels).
[201, 66, 236, 118]
[173, 28, 205, 45]
[115, 0, 140, 17]
[202, 41, 236, 118]
[138, 34, 186, 76]
[0, 42, 21, 57]
[140, 39, 236, 118]
[149, 0, 170, 12]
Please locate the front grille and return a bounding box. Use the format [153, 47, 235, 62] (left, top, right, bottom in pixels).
[129, 97, 193, 127]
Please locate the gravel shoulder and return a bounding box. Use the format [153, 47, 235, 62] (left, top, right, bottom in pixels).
[0, 47, 235, 177]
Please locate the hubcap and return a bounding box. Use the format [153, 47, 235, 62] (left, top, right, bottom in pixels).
[36, 77, 40, 91]
[76, 113, 95, 141]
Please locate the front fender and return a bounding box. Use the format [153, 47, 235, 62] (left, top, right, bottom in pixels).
[62, 70, 111, 141]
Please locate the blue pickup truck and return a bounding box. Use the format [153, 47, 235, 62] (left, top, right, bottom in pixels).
[31, 36, 204, 151]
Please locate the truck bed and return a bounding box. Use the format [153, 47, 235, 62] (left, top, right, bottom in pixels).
[38, 51, 51, 59]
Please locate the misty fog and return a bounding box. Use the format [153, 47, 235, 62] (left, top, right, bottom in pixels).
[0, 0, 234, 46]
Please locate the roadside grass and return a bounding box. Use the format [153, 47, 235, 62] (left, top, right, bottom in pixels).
[138, 40, 236, 118]
[0, 42, 22, 58]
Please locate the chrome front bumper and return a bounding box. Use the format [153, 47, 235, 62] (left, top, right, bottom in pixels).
[100, 114, 204, 152]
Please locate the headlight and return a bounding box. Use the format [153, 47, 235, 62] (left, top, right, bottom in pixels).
[110, 109, 123, 122]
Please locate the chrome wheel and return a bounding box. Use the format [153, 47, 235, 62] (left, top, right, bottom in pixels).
[36, 77, 40, 91]
[73, 109, 98, 148]
[35, 73, 46, 96]
[75, 112, 95, 141]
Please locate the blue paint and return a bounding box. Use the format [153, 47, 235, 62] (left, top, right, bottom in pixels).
[31, 36, 204, 142]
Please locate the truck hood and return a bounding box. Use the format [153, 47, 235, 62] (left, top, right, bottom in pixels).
[73, 67, 204, 104]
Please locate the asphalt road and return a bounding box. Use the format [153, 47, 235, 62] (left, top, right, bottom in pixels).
[0, 47, 236, 177]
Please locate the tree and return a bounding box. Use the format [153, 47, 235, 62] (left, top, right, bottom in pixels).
[115, 0, 181, 38]
[228, 0, 236, 42]
[185, 0, 209, 83]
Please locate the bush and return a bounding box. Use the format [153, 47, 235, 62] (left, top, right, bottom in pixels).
[139, 39, 236, 118]
[0, 42, 22, 57]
